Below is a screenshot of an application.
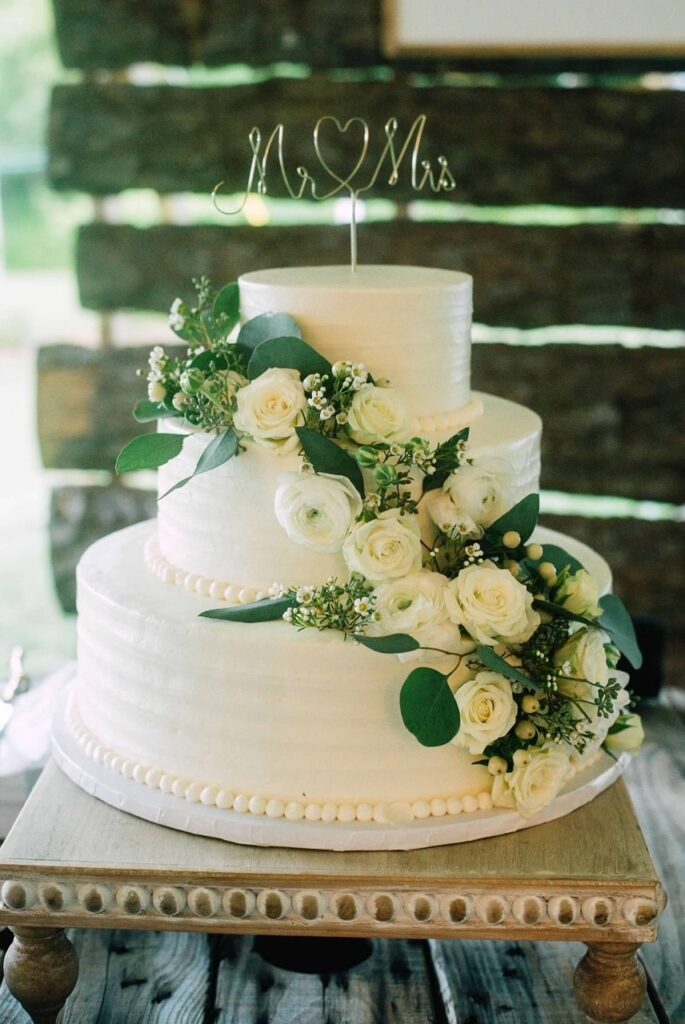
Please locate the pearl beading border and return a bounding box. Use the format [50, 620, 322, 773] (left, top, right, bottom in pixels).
[414, 395, 483, 435]
[68, 702, 494, 826]
[0, 877, 663, 935]
[144, 535, 271, 606]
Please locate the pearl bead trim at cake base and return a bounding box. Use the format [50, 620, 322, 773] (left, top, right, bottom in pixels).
[144, 535, 272, 605]
[67, 701, 493, 826]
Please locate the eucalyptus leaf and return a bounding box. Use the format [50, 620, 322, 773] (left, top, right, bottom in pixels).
[399, 667, 460, 747]
[158, 428, 239, 500]
[115, 433, 186, 474]
[532, 598, 594, 627]
[200, 595, 295, 623]
[296, 428, 365, 497]
[475, 645, 535, 689]
[248, 336, 331, 381]
[485, 494, 540, 544]
[598, 594, 643, 669]
[190, 349, 229, 372]
[133, 400, 180, 423]
[354, 633, 421, 654]
[422, 428, 470, 494]
[236, 313, 303, 358]
[212, 282, 240, 328]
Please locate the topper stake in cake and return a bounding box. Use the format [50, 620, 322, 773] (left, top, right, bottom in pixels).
[212, 115, 456, 271]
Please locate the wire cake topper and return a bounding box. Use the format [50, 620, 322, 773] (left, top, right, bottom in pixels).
[212, 115, 456, 271]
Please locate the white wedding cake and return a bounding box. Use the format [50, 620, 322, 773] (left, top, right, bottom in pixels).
[66, 265, 642, 843]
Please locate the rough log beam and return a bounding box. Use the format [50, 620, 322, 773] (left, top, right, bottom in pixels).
[50, 81, 685, 207]
[51, 0, 685, 73]
[37, 344, 685, 503]
[76, 222, 685, 330]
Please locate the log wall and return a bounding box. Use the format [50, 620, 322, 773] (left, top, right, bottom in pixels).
[44, 0, 685, 678]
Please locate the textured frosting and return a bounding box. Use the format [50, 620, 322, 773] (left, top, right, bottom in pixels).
[75, 523, 611, 813]
[156, 393, 542, 588]
[239, 265, 473, 419]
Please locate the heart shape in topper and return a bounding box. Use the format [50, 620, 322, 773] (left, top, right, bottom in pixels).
[313, 116, 370, 197]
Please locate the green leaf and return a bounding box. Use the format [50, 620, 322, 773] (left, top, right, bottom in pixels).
[212, 282, 240, 328]
[115, 433, 186, 474]
[236, 313, 303, 358]
[354, 633, 421, 654]
[532, 598, 594, 627]
[422, 428, 470, 494]
[200, 595, 295, 623]
[158, 428, 239, 500]
[399, 668, 460, 747]
[598, 594, 643, 670]
[486, 494, 539, 544]
[133, 400, 180, 423]
[248, 336, 331, 381]
[476, 645, 535, 689]
[190, 349, 229, 372]
[522, 543, 584, 576]
[296, 428, 365, 497]
[607, 717, 633, 735]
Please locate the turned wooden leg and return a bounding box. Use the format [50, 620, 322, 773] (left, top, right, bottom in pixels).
[574, 942, 646, 1024]
[3, 927, 79, 1024]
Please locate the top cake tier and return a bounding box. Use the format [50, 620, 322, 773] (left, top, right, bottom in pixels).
[239, 265, 473, 419]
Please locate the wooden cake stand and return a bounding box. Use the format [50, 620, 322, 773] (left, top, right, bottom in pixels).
[0, 761, 666, 1024]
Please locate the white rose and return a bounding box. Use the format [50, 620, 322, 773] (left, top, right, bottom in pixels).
[555, 628, 609, 690]
[424, 491, 482, 540]
[444, 561, 540, 647]
[605, 713, 645, 754]
[234, 367, 307, 452]
[370, 571, 469, 652]
[443, 458, 514, 529]
[343, 509, 422, 582]
[493, 745, 573, 817]
[347, 385, 412, 445]
[453, 671, 518, 755]
[274, 472, 362, 554]
[556, 569, 602, 618]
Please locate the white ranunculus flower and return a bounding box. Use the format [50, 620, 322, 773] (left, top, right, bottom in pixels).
[555, 628, 609, 691]
[604, 713, 645, 754]
[443, 458, 514, 529]
[555, 569, 602, 618]
[453, 671, 518, 755]
[233, 367, 307, 452]
[444, 561, 540, 647]
[492, 745, 573, 817]
[274, 472, 362, 554]
[346, 385, 412, 445]
[370, 571, 469, 652]
[342, 509, 422, 582]
[424, 490, 482, 540]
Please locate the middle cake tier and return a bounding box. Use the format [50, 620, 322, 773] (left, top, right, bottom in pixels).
[155, 392, 542, 593]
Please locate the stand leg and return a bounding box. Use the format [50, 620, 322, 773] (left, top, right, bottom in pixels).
[573, 942, 646, 1024]
[3, 927, 79, 1024]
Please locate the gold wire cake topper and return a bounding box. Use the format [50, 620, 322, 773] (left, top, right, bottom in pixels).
[212, 115, 456, 271]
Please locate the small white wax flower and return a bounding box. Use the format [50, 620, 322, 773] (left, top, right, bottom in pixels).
[168, 297, 185, 330]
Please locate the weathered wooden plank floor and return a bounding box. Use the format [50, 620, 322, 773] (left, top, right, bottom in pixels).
[0, 692, 681, 1023]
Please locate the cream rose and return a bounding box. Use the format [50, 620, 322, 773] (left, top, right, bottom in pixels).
[370, 571, 469, 651]
[347, 385, 412, 445]
[605, 713, 645, 754]
[555, 569, 602, 618]
[274, 472, 362, 554]
[443, 458, 514, 530]
[444, 561, 540, 647]
[555, 628, 609, 690]
[233, 367, 307, 451]
[342, 509, 422, 582]
[453, 671, 518, 755]
[493, 745, 573, 817]
[424, 490, 482, 540]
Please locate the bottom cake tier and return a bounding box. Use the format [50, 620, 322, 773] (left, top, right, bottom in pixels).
[72, 521, 611, 830]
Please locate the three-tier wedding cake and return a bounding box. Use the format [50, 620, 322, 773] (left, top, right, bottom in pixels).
[63, 264, 642, 848]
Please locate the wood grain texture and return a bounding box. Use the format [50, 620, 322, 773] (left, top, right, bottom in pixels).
[75, 222, 685, 329]
[428, 939, 659, 1023]
[51, 0, 685, 73]
[37, 343, 685, 501]
[212, 935, 438, 1022]
[49, 81, 685, 207]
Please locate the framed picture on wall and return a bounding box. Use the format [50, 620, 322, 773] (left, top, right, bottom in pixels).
[383, 0, 685, 57]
